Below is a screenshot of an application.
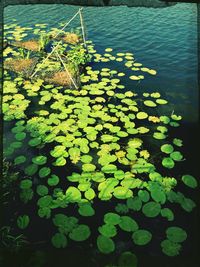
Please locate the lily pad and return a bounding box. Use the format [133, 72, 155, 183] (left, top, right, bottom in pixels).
[118, 251, 138, 267]
[166, 227, 187, 243]
[51, 233, 67, 248]
[132, 229, 152, 245]
[32, 155, 47, 165]
[119, 216, 138, 232]
[161, 239, 181, 256]
[161, 144, 174, 154]
[97, 235, 115, 254]
[162, 157, 175, 169]
[142, 201, 161, 217]
[181, 174, 197, 189]
[17, 215, 30, 229]
[98, 224, 117, 238]
[69, 224, 90, 241]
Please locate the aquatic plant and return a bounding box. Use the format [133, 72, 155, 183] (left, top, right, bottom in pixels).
[2, 22, 198, 264]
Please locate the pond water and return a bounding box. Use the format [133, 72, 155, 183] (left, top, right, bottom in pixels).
[3, 3, 199, 267]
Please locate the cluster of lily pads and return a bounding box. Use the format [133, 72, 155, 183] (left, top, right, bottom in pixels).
[2, 22, 198, 264]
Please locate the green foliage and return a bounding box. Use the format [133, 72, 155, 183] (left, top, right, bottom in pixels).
[17, 215, 30, 229]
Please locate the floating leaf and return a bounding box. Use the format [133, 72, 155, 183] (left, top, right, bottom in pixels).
[32, 155, 47, 165]
[98, 224, 117, 238]
[160, 208, 174, 221]
[28, 137, 41, 147]
[36, 185, 48, 196]
[118, 251, 138, 267]
[69, 224, 90, 241]
[48, 174, 59, 186]
[173, 138, 183, 147]
[104, 213, 121, 225]
[14, 155, 26, 165]
[142, 202, 161, 217]
[181, 174, 197, 189]
[39, 167, 51, 178]
[162, 157, 175, 169]
[161, 144, 174, 154]
[138, 190, 150, 202]
[127, 197, 142, 211]
[136, 112, 148, 120]
[85, 188, 95, 200]
[161, 239, 181, 256]
[51, 233, 67, 248]
[78, 203, 95, 217]
[132, 230, 152, 245]
[144, 100, 157, 107]
[119, 216, 138, 232]
[170, 151, 183, 161]
[66, 186, 81, 202]
[20, 179, 32, 189]
[24, 164, 38, 176]
[153, 132, 167, 140]
[97, 235, 115, 254]
[17, 215, 30, 229]
[113, 186, 133, 199]
[166, 227, 187, 243]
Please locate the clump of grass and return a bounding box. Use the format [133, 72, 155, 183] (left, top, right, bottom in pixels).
[4, 58, 38, 75]
[46, 71, 74, 86]
[14, 40, 40, 51]
[62, 33, 80, 44]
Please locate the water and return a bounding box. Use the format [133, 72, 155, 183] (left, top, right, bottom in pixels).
[4, 3, 198, 122]
[3, 3, 199, 267]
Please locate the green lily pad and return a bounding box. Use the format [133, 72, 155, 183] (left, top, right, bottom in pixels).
[166, 227, 187, 243]
[32, 155, 47, 165]
[78, 203, 95, 217]
[82, 163, 96, 172]
[36, 185, 49, 196]
[181, 174, 197, 189]
[138, 190, 150, 202]
[24, 164, 38, 176]
[97, 235, 115, 254]
[17, 215, 30, 229]
[14, 155, 26, 165]
[132, 229, 152, 245]
[136, 112, 148, 120]
[104, 213, 121, 225]
[161, 144, 174, 154]
[161, 239, 181, 256]
[127, 197, 142, 211]
[118, 251, 138, 267]
[142, 201, 161, 217]
[28, 137, 42, 147]
[153, 132, 167, 140]
[160, 208, 174, 221]
[162, 157, 175, 169]
[66, 186, 81, 202]
[51, 233, 67, 248]
[119, 216, 138, 232]
[20, 179, 32, 189]
[48, 174, 59, 186]
[69, 224, 90, 241]
[173, 138, 183, 147]
[144, 100, 157, 107]
[39, 167, 51, 178]
[113, 186, 133, 199]
[98, 224, 117, 238]
[15, 132, 26, 141]
[170, 151, 183, 161]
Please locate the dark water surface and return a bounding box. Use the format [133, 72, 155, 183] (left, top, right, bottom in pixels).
[3, 3, 200, 267]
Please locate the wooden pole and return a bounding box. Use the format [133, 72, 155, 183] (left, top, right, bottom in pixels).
[79, 8, 87, 48]
[56, 51, 78, 90]
[31, 8, 82, 78]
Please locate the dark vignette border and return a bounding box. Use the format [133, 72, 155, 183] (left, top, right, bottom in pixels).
[0, 0, 199, 265]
